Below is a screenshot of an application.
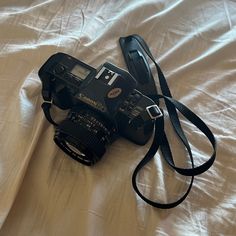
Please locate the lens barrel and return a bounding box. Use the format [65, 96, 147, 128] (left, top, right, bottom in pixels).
[54, 108, 116, 165]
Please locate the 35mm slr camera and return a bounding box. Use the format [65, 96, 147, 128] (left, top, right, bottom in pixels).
[39, 53, 162, 165]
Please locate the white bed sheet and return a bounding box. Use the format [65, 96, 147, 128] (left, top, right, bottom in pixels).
[0, 0, 236, 235]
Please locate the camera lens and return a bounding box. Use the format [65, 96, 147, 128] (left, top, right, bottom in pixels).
[54, 107, 116, 165]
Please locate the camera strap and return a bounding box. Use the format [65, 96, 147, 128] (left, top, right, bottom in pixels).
[41, 101, 58, 126]
[120, 34, 216, 208]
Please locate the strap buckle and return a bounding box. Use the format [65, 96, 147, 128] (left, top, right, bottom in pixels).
[41, 100, 52, 111]
[43, 100, 52, 104]
[146, 105, 163, 120]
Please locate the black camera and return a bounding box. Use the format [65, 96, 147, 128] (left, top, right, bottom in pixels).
[39, 53, 162, 165]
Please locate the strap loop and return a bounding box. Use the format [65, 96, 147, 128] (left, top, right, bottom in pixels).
[41, 101, 58, 126]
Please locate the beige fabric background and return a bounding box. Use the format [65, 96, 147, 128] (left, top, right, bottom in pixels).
[0, 0, 236, 235]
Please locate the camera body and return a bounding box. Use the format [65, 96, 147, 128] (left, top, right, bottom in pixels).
[39, 53, 161, 165]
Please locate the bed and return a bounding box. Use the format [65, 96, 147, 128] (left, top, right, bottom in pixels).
[0, 0, 236, 235]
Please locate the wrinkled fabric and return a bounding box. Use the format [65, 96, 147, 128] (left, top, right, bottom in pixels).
[0, 0, 236, 235]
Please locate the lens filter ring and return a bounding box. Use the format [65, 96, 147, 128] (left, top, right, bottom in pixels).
[54, 132, 99, 165]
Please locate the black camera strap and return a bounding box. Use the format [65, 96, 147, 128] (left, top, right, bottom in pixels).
[41, 72, 59, 126]
[120, 34, 216, 208]
[41, 102, 58, 126]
